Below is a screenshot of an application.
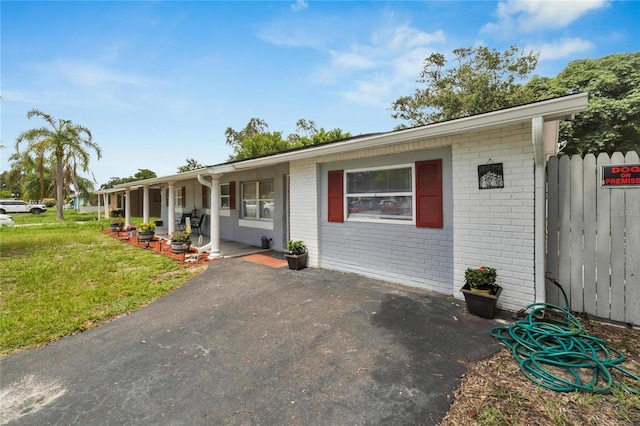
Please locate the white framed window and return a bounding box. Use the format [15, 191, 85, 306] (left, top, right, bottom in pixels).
[241, 180, 274, 220]
[174, 187, 184, 208]
[220, 183, 230, 209]
[345, 164, 414, 223]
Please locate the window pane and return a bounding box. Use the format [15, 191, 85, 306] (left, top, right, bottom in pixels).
[243, 201, 257, 218]
[242, 182, 256, 199]
[221, 184, 229, 196]
[347, 168, 411, 194]
[260, 201, 274, 218]
[347, 196, 412, 220]
[259, 180, 274, 199]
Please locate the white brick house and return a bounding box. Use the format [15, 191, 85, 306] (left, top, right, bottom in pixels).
[98, 94, 588, 312]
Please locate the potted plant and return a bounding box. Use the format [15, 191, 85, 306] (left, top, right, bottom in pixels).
[137, 222, 156, 241]
[109, 219, 124, 232]
[285, 240, 308, 270]
[125, 225, 137, 237]
[460, 266, 502, 319]
[170, 230, 191, 253]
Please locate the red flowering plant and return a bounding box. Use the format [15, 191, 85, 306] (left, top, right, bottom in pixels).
[465, 266, 497, 291]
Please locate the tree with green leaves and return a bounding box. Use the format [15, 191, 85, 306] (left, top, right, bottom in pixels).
[100, 169, 157, 189]
[9, 151, 54, 201]
[526, 52, 640, 155]
[226, 118, 351, 161]
[177, 158, 206, 173]
[131, 169, 157, 181]
[15, 109, 101, 220]
[391, 45, 539, 127]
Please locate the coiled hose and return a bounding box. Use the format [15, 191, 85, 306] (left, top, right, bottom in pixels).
[489, 277, 640, 394]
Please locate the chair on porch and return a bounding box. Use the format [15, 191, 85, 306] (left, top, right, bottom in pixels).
[191, 214, 206, 235]
[175, 213, 190, 231]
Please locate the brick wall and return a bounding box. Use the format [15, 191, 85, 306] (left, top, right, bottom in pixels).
[452, 122, 536, 311]
[289, 159, 320, 266]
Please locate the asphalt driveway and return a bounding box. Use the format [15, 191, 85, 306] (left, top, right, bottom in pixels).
[1, 258, 505, 425]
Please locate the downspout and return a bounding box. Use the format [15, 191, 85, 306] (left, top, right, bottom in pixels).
[532, 116, 546, 304]
[197, 174, 222, 259]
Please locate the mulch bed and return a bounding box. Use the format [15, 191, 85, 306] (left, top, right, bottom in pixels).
[102, 229, 212, 266]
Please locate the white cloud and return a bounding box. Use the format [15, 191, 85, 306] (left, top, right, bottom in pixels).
[388, 27, 445, 50]
[291, 0, 308, 12]
[526, 37, 594, 60]
[257, 24, 323, 48]
[329, 51, 376, 70]
[341, 74, 394, 107]
[45, 60, 156, 88]
[482, 0, 610, 33]
[313, 24, 445, 106]
[11, 60, 164, 110]
[258, 11, 446, 107]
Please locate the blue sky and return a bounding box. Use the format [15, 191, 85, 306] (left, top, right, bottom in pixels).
[1, 0, 638, 186]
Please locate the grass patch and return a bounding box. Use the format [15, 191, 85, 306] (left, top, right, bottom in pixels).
[0, 217, 197, 356]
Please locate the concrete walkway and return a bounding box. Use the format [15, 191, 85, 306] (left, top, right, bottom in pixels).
[1, 259, 507, 425]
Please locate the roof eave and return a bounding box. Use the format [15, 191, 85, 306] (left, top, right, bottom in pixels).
[216, 93, 589, 171]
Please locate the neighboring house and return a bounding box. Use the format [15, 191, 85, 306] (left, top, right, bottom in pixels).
[95, 94, 589, 312]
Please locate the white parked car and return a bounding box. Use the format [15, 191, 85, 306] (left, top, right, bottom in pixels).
[0, 214, 15, 227]
[0, 199, 48, 214]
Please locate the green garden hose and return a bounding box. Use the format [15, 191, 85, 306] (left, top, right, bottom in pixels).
[490, 277, 640, 394]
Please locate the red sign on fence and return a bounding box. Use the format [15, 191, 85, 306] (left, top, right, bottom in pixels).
[601, 164, 640, 187]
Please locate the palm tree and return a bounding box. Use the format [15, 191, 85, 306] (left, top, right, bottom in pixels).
[9, 150, 52, 201]
[15, 109, 101, 220]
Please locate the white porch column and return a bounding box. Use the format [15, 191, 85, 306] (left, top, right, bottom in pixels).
[142, 185, 150, 224]
[97, 192, 102, 220]
[103, 193, 109, 218]
[168, 182, 176, 234]
[124, 188, 131, 227]
[197, 174, 221, 258]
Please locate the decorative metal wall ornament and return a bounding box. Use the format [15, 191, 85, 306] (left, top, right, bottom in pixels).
[478, 161, 504, 190]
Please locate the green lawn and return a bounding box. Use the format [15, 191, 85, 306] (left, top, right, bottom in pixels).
[0, 211, 199, 356]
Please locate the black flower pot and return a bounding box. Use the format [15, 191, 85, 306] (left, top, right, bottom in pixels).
[138, 232, 155, 242]
[285, 253, 308, 270]
[171, 241, 191, 253]
[460, 283, 502, 319]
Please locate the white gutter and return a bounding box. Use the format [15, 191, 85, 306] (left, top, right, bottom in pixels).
[532, 116, 546, 304]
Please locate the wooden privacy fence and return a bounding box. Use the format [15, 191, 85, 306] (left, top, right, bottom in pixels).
[546, 151, 640, 326]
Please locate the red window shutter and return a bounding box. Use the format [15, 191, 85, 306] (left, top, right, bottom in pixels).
[165, 188, 168, 207]
[415, 160, 443, 228]
[181, 186, 186, 207]
[229, 181, 236, 210]
[327, 170, 344, 222]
